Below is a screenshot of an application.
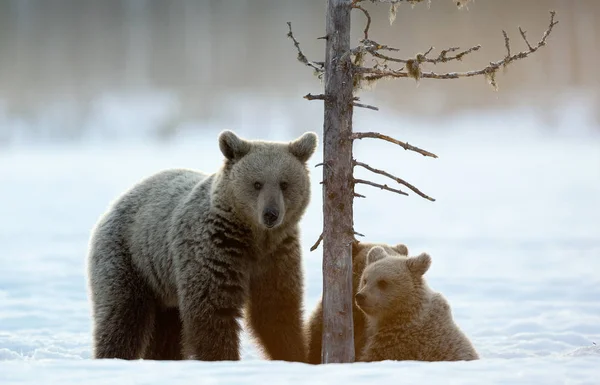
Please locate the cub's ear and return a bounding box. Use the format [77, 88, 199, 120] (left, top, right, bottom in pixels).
[366, 246, 387, 265]
[393, 243, 409, 256]
[406, 252, 431, 277]
[289, 132, 318, 163]
[219, 130, 251, 161]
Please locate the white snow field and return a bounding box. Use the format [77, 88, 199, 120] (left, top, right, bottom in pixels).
[0, 108, 599, 384]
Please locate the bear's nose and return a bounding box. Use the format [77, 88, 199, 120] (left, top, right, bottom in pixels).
[263, 208, 279, 227]
[355, 292, 365, 305]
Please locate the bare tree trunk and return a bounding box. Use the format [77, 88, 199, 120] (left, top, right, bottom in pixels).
[287, 0, 557, 367]
[321, 0, 355, 364]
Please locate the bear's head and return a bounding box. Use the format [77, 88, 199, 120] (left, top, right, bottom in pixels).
[218, 130, 318, 230]
[355, 246, 431, 322]
[351, 241, 408, 295]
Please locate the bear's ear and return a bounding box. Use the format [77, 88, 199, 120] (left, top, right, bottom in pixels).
[289, 132, 318, 163]
[393, 243, 409, 256]
[406, 252, 431, 277]
[366, 246, 387, 265]
[219, 130, 251, 161]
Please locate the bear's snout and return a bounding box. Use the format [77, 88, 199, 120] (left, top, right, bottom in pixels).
[262, 207, 280, 228]
[355, 292, 366, 306]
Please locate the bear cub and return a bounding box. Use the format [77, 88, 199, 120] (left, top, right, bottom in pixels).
[356, 246, 479, 362]
[305, 241, 409, 364]
[87, 130, 317, 362]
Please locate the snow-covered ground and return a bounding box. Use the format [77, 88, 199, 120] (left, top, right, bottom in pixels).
[0, 106, 599, 384]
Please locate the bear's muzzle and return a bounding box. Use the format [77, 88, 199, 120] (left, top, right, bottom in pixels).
[262, 207, 280, 228]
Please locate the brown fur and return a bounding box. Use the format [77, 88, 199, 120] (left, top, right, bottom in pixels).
[244, 234, 306, 361]
[356, 247, 479, 362]
[304, 240, 408, 364]
[87, 131, 317, 361]
[143, 308, 184, 360]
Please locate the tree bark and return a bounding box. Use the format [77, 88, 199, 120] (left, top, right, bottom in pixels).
[321, 0, 355, 364]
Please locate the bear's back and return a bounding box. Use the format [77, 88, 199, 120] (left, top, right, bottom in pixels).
[370, 292, 478, 362]
[96, 168, 211, 303]
[126, 169, 209, 253]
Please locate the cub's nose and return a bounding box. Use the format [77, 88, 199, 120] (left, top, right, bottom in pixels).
[263, 208, 279, 228]
[355, 292, 365, 306]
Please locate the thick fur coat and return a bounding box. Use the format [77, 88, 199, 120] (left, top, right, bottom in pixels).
[87, 130, 317, 361]
[356, 246, 479, 362]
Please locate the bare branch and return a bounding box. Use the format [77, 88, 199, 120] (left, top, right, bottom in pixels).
[349, 40, 404, 64]
[351, 131, 438, 158]
[352, 2, 372, 41]
[304, 93, 327, 101]
[354, 160, 435, 201]
[353, 102, 379, 111]
[354, 179, 409, 197]
[354, 11, 558, 86]
[310, 233, 324, 252]
[431, 45, 481, 64]
[356, 40, 481, 66]
[354, 192, 366, 198]
[286, 22, 324, 74]
[354, 231, 365, 237]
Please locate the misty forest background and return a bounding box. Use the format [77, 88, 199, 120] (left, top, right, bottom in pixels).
[0, 0, 598, 145]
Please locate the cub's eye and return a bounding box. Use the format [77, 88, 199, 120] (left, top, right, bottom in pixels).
[362, 279, 367, 286]
[280, 181, 288, 191]
[254, 182, 263, 190]
[377, 280, 388, 290]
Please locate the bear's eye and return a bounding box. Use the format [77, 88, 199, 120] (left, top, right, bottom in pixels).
[362, 278, 367, 286]
[280, 181, 288, 191]
[377, 280, 388, 290]
[253, 182, 263, 190]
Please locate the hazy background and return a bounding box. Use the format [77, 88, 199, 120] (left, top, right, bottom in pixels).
[1, 1, 599, 372]
[0, 0, 598, 144]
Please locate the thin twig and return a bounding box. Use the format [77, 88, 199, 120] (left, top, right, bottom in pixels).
[351, 132, 438, 158]
[353, 102, 379, 111]
[354, 192, 366, 198]
[422, 46, 434, 57]
[502, 30, 511, 58]
[354, 160, 435, 201]
[286, 22, 324, 74]
[354, 231, 365, 237]
[310, 233, 324, 252]
[518, 27, 534, 51]
[354, 179, 409, 196]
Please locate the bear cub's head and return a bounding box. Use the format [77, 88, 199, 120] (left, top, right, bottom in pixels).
[351, 241, 409, 294]
[355, 246, 431, 320]
[218, 130, 318, 230]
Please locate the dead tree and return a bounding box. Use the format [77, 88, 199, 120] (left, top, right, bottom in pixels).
[287, 0, 558, 364]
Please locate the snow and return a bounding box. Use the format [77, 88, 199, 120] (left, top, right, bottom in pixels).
[0, 103, 599, 384]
